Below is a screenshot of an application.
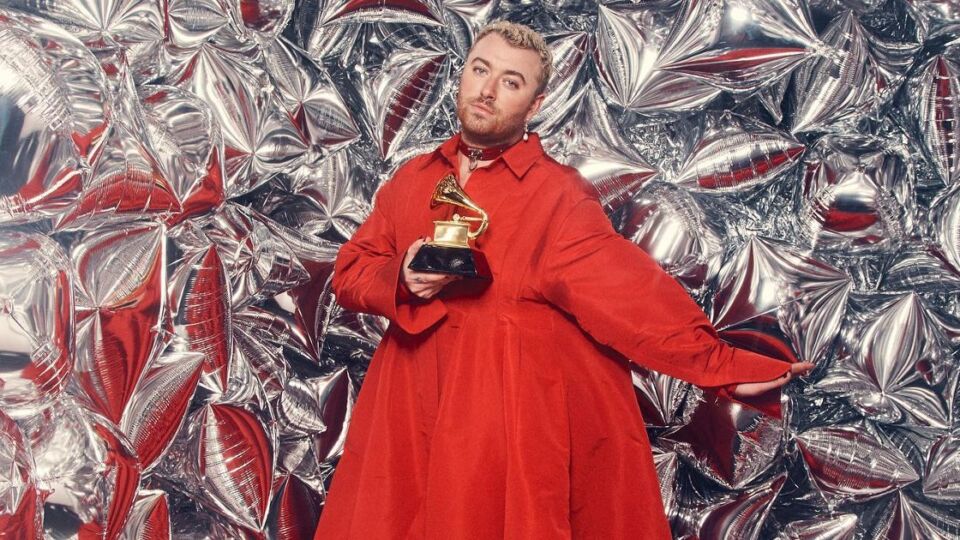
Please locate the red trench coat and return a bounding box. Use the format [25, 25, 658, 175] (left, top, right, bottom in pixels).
[314, 133, 791, 539]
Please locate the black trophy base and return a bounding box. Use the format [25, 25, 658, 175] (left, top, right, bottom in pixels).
[408, 244, 492, 279]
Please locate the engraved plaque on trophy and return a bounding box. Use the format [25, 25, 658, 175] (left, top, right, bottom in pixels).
[408, 174, 492, 279]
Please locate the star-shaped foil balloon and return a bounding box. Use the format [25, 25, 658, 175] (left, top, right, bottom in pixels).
[72, 222, 169, 425]
[711, 236, 851, 366]
[819, 293, 955, 428]
[122, 489, 170, 539]
[908, 54, 960, 186]
[593, 2, 721, 113]
[659, 391, 784, 490]
[540, 85, 658, 209]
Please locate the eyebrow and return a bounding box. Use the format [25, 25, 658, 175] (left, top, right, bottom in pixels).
[471, 57, 528, 85]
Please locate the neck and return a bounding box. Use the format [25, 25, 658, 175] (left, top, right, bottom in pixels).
[460, 131, 524, 150]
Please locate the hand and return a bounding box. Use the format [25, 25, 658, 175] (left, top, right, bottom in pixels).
[402, 237, 460, 300]
[731, 362, 814, 398]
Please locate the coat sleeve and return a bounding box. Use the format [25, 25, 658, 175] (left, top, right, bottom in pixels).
[331, 180, 447, 335]
[538, 196, 791, 415]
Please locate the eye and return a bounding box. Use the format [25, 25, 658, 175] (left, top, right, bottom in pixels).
[504, 79, 520, 89]
[473, 65, 487, 75]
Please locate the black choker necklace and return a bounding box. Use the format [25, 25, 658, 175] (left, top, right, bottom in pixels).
[458, 140, 513, 171]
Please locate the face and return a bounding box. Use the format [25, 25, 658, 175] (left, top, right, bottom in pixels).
[456, 33, 545, 147]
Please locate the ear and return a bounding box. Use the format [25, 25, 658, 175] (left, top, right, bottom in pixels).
[525, 93, 545, 123]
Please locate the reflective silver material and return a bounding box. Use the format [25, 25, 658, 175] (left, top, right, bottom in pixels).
[0, 8, 108, 225]
[19, 398, 140, 539]
[72, 222, 167, 424]
[909, 54, 960, 186]
[0, 231, 73, 419]
[923, 435, 960, 502]
[0, 410, 41, 538]
[801, 135, 909, 253]
[363, 48, 449, 161]
[660, 392, 783, 489]
[778, 513, 857, 540]
[711, 237, 851, 365]
[796, 424, 919, 503]
[820, 293, 952, 428]
[622, 182, 721, 294]
[680, 475, 786, 540]
[673, 114, 806, 192]
[122, 489, 170, 539]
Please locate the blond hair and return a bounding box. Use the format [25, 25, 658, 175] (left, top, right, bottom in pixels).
[473, 21, 553, 95]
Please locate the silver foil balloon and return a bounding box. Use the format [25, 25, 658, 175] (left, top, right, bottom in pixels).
[935, 185, 960, 276]
[0, 231, 73, 420]
[622, 182, 722, 294]
[72, 222, 167, 424]
[140, 84, 226, 226]
[168, 42, 308, 197]
[658, 0, 823, 93]
[119, 350, 204, 472]
[273, 150, 371, 241]
[278, 367, 354, 464]
[158, 403, 275, 533]
[316, 0, 444, 26]
[0, 8, 109, 224]
[922, 435, 960, 502]
[0, 409, 42, 538]
[673, 113, 806, 192]
[632, 366, 693, 428]
[652, 449, 679, 521]
[659, 391, 784, 490]
[796, 423, 919, 504]
[168, 244, 233, 395]
[233, 307, 291, 400]
[680, 475, 787, 540]
[711, 236, 851, 365]
[266, 474, 323, 540]
[532, 32, 591, 129]
[909, 54, 960, 186]
[199, 203, 311, 309]
[594, 2, 721, 113]
[262, 38, 361, 156]
[540, 85, 658, 209]
[801, 135, 910, 253]
[819, 293, 952, 428]
[231, 0, 295, 40]
[877, 491, 960, 539]
[363, 47, 450, 161]
[777, 513, 857, 540]
[165, 0, 233, 50]
[791, 12, 887, 134]
[7, 0, 165, 82]
[19, 398, 141, 539]
[122, 489, 170, 540]
[56, 68, 181, 231]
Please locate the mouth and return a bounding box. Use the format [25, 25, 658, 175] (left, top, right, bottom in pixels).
[471, 102, 495, 115]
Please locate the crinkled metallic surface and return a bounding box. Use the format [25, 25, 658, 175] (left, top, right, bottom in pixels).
[1, 1, 960, 538]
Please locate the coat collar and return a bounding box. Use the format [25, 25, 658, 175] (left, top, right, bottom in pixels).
[418, 132, 544, 180]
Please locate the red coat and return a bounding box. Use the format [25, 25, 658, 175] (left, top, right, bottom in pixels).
[314, 133, 791, 539]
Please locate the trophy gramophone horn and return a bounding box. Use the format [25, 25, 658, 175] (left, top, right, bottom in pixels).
[430, 174, 488, 238]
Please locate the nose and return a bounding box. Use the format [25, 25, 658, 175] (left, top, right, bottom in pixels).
[480, 75, 497, 101]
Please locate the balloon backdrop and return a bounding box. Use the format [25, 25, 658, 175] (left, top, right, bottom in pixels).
[0, 0, 958, 538]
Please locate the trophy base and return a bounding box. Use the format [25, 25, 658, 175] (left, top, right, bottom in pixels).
[408, 244, 492, 279]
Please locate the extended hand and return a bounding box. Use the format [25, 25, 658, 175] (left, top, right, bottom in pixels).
[731, 362, 815, 398]
[402, 237, 460, 299]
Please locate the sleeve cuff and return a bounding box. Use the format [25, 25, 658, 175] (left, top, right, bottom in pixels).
[382, 252, 447, 335]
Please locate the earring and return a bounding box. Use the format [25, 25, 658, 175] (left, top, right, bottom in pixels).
[523, 123, 529, 142]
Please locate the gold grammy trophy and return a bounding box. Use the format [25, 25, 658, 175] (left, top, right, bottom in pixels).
[408, 173, 492, 279]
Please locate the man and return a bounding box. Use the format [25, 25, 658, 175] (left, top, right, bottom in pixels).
[315, 21, 812, 539]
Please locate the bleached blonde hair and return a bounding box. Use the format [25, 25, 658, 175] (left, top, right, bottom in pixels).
[472, 21, 553, 95]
